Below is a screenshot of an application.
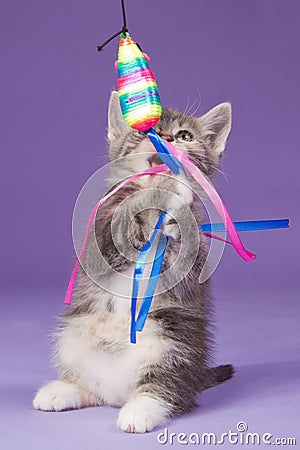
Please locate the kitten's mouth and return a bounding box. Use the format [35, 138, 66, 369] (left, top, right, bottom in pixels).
[148, 153, 163, 167]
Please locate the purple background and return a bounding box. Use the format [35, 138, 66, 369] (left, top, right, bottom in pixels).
[0, 0, 299, 449]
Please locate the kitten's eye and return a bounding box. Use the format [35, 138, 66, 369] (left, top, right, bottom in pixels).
[175, 130, 194, 142]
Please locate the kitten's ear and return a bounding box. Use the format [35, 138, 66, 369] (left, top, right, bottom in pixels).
[197, 103, 232, 155]
[108, 91, 130, 142]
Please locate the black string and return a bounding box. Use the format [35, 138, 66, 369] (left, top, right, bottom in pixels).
[121, 0, 127, 31]
[97, 29, 124, 51]
[97, 0, 128, 51]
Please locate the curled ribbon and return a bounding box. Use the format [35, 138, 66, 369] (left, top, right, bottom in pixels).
[164, 141, 256, 262]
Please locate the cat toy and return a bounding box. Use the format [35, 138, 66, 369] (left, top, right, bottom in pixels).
[97, 1, 183, 175]
[64, 0, 289, 344]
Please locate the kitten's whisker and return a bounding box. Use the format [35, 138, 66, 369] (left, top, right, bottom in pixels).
[190, 97, 202, 116]
[182, 97, 191, 116]
[186, 95, 199, 116]
[187, 89, 202, 117]
[209, 164, 230, 182]
[190, 101, 201, 117]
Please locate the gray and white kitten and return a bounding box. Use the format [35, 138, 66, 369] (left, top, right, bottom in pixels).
[33, 92, 234, 433]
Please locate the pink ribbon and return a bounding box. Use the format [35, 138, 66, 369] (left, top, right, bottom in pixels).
[165, 141, 256, 262]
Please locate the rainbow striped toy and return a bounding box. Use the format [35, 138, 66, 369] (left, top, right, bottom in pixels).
[116, 33, 184, 174]
[117, 33, 162, 131]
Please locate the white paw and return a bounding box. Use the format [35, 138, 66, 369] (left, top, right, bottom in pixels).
[33, 380, 83, 412]
[117, 395, 169, 433]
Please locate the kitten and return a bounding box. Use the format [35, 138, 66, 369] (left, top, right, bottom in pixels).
[33, 91, 234, 433]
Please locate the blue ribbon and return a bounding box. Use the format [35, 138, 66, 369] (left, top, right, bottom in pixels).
[146, 128, 185, 175]
[200, 219, 289, 233]
[130, 217, 289, 344]
[135, 232, 167, 331]
[130, 211, 167, 344]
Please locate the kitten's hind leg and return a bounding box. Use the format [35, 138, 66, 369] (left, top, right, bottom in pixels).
[204, 364, 235, 389]
[33, 380, 97, 412]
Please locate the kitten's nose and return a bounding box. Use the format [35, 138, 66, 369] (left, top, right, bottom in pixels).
[159, 132, 174, 142]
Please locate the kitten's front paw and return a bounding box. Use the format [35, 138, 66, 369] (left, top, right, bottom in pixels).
[117, 395, 169, 433]
[33, 380, 83, 412]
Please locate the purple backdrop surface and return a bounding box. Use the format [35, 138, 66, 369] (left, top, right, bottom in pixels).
[0, 1, 299, 449]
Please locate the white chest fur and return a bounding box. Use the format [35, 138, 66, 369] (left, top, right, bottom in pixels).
[56, 268, 167, 407]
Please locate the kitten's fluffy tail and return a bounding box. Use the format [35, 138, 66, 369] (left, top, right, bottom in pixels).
[204, 364, 235, 389]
